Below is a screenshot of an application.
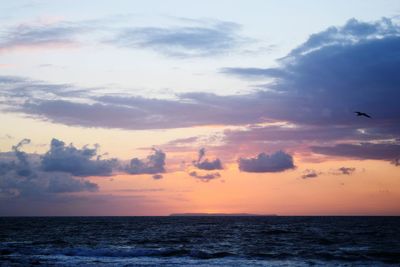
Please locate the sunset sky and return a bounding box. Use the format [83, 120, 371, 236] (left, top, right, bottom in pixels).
[1, 0, 400, 216]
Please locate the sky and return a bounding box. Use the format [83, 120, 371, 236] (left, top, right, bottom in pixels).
[1, 0, 400, 216]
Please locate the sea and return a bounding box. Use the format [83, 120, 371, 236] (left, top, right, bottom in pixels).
[1, 216, 399, 266]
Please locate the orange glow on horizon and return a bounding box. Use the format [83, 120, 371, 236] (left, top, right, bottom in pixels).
[87, 159, 400, 216]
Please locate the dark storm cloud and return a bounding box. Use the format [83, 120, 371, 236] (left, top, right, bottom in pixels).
[0, 139, 98, 198]
[238, 151, 295, 173]
[311, 143, 400, 162]
[126, 148, 166, 175]
[188, 171, 221, 182]
[110, 21, 243, 57]
[41, 138, 117, 176]
[193, 148, 223, 170]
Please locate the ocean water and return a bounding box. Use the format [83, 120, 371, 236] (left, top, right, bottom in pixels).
[1, 216, 399, 266]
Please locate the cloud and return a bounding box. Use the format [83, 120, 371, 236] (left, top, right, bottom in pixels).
[110, 21, 244, 57]
[3, 18, 399, 133]
[185, 148, 223, 181]
[0, 21, 84, 53]
[0, 75, 87, 102]
[216, 18, 400, 162]
[0, 17, 251, 57]
[5, 92, 269, 130]
[41, 138, 116, 177]
[195, 158, 223, 170]
[222, 123, 388, 145]
[335, 167, 356, 175]
[126, 148, 166, 175]
[301, 169, 320, 179]
[0, 170, 98, 198]
[152, 174, 163, 180]
[188, 171, 221, 182]
[289, 18, 400, 57]
[166, 136, 199, 146]
[2, 18, 400, 166]
[197, 147, 206, 162]
[392, 158, 400, 166]
[221, 67, 286, 79]
[46, 173, 98, 193]
[238, 151, 295, 173]
[221, 18, 400, 127]
[311, 143, 400, 162]
[301, 167, 356, 179]
[12, 138, 33, 177]
[193, 148, 223, 170]
[0, 139, 98, 199]
[0, 137, 172, 201]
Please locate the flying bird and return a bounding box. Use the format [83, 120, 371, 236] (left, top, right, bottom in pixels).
[354, 111, 371, 118]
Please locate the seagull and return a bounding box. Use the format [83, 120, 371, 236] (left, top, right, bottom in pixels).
[354, 111, 371, 118]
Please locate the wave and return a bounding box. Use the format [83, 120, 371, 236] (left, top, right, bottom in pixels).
[2, 246, 235, 260]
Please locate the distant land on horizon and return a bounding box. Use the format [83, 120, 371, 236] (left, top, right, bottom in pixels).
[169, 213, 277, 217]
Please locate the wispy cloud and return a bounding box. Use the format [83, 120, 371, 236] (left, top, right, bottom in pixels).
[301, 169, 320, 179]
[0, 21, 85, 53]
[3, 90, 268, 130]
[312, 143, 400, 162]
[0, 17, 249, 57]
[221, 67, 286, 79]
[188, 171, 221, 182]
[301, 167, 357, 179]
[109, 21, 245, 57]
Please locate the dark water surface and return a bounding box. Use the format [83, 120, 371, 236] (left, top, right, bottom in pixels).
[1, 216, 399, 266]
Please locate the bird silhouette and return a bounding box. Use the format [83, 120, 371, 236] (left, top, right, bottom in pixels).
[354, 111, 371, 118]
